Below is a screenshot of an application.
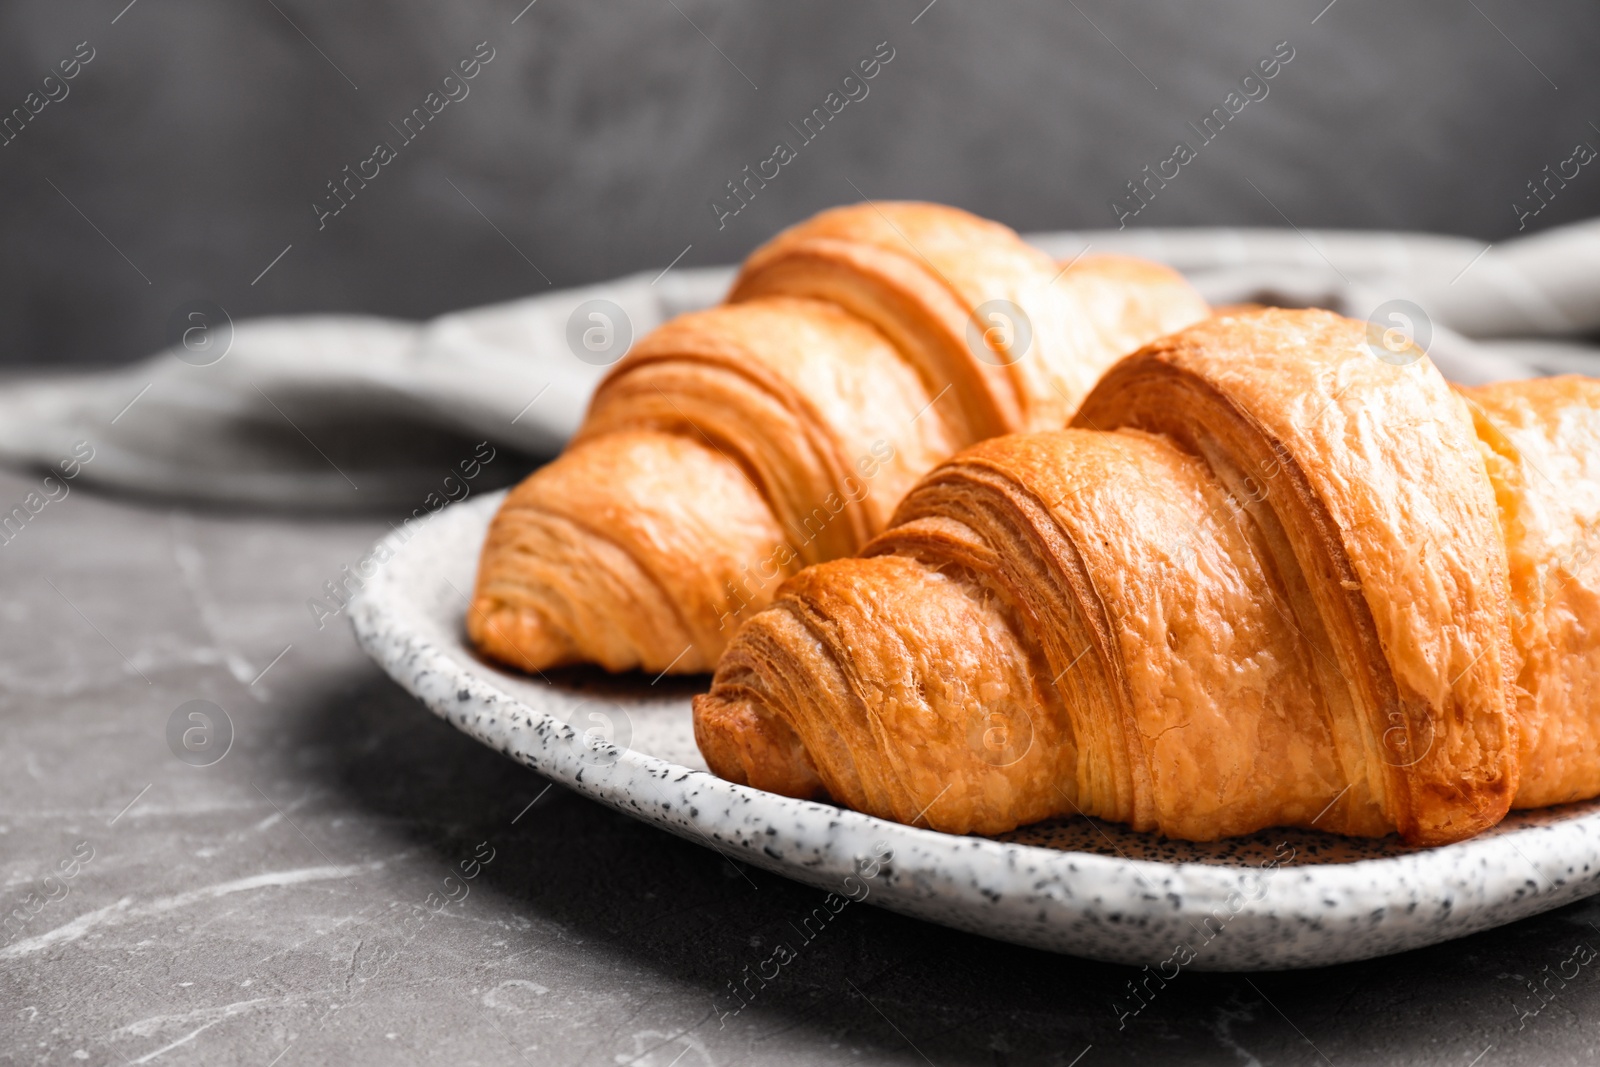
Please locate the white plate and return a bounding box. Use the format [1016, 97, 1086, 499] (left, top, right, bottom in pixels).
[351, 490, 1600, 970]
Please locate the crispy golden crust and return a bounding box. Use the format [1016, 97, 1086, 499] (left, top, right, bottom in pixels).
[470, 201, 1208, 674]
[1462, 376, 1600, 809]
[1077, 310, 1517, 845]
[733, 208, 1208, 440]
[695, 307, 1556, 846]
[468, 430, 785, 674]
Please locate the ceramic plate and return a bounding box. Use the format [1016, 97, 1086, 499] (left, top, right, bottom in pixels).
[351, 490, 1600, 970]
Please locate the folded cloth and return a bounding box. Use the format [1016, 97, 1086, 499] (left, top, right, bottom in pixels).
[1, 220, 1595, 509]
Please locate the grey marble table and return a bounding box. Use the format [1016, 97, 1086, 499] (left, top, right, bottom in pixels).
[4, 465, 1600, 1067]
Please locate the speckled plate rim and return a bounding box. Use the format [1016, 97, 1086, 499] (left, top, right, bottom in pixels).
[350, 491, 1600, 970]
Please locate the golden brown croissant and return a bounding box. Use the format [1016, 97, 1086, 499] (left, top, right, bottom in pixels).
[693, 306, 1600, 846]
[469, 202, 1208, 674]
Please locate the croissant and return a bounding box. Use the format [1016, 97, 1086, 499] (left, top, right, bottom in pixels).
[693, 306, 1600, 846]
[468, 202, 1208, 674]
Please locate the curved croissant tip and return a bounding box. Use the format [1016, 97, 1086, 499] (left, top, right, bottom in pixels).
[467, 596, 576, 674]
[693, 690, 827, 800]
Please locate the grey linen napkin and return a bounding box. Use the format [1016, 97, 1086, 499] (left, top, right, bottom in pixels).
[0, 220, 1595, 509]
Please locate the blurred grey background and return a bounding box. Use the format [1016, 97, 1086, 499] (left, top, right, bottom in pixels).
[1, 0, 1597, 368]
